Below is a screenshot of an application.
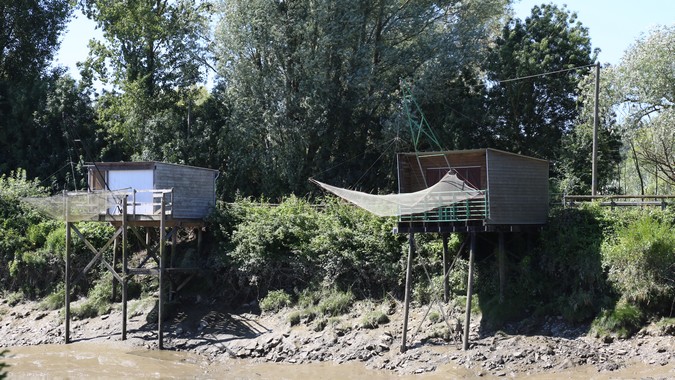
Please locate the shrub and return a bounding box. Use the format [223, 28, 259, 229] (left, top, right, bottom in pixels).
[361, 310, 389, 329]
[316, 289, 354, 317]
[71, 272, 114, 319]
[228, 196, 321, 293]
[259, 289, 292, 313]
[297, 288, 321, 309]
[310, 198, 405, 297]
[9, 248, 61, 297]
[39, 285, 65, 311]
[591, 301, 645, 339]
[287, 310, 302, 326]
[526, 205, 609, 321]
[0, 169, 50, 293]
[5, 291, 23, 307]
[413, 274, 447, 305]
[602, 214, 675, 312]
[313, 317, 328, 332]
[209, 196, 406, 302]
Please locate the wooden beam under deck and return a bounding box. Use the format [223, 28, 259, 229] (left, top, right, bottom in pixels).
[394, 221, 544, 234]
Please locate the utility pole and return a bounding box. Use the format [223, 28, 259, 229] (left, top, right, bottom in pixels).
[591, 62, 600, 195]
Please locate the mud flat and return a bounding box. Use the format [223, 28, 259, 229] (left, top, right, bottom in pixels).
[1, 298, 673, 379]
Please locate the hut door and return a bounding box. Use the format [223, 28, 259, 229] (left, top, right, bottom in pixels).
[108, 170, 154, 214]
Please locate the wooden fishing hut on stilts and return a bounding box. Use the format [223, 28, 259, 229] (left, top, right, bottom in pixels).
[395, 148, 549, 352]
[60, 162, 218, 349]
[312, 147, 549, 352]
[311, 83, 550, 353]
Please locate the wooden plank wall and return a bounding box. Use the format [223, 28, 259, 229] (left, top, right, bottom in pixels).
[486, 149, 549, 225]
[154, 163, 217, 220]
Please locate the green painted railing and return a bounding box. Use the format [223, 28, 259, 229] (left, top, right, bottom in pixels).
[398, 190, 489, 223]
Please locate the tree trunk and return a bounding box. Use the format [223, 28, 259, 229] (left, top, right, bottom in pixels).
[630, 140, 645, 195]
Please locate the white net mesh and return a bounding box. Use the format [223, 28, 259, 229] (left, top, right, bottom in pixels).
[23, 191, 130, 222]
[312, 172, 483, 217]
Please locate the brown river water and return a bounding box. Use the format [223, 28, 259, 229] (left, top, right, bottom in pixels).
[2, 342, 673, 379]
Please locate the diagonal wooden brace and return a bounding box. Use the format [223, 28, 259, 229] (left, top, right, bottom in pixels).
[71, 225, 123, 285]
[130, 225, 160, 267]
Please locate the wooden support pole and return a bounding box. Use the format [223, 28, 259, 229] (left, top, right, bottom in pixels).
[442, 233, 449, 303]
[158, 198, 166, 349]
[498, 232, 506, 304]
[170, 226, 177, 301]
[463, 231, 476, 351]
[592, 62, 600, 196]
[65, 221, 71, 344]
[122, 195, 128, 340]
[197, 228, 203, 256]
[112, 236, 118, 302]
[401, 232, 415, 353]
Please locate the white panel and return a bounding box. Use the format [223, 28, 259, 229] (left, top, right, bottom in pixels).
[108, 170, 154, 214]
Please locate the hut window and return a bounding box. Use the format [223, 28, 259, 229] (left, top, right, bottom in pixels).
[426, 167, 481, 189]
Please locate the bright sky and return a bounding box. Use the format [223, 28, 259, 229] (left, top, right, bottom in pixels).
[54, 1, 675, 80]
[55, 12, 101, 81]
[512, 0, 675, 65]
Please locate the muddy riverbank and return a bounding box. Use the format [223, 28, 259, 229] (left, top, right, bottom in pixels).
[1, 296, 673, 378]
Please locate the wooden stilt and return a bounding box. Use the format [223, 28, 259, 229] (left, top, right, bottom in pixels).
[65, 221, 71, 344]
[122, 195, 128, 340]
[498, 232, 506, 304]
[158, 198, 166, 349]
[401, 232, 415, 353]
[112, 236, 118, 302]
[442, 233, 449, 303]
[170, 226, 177, 301]
[463, 231, 476, 351]
[197, 228, 203, 256]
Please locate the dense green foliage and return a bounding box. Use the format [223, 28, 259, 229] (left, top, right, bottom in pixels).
[214, 0, 508, 197]
[0, 171, 116, 301]
[602, 212, 675, 310]
[535, 206, 610, 322]
[482, 204, 675, 332]
[0, 0, 100, 190]
[577, 25, 675, 194]
[208, 196, 405, 300]
[259, 289, 292, 313]
[485, 4, 596, 165]
[1, 0, 629, 196]
[205, 196, 674, 336]
[80, 0, 212, 161]
[5, 0, 673, 198]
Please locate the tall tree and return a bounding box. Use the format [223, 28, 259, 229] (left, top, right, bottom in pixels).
[484, 4, 596, 166]
[79, 0, 212, 161]
[574, 25, 675, 195]
[214, 0, 507, 198]
[0, 0, 72, 178]
[616, 26, 675, 190]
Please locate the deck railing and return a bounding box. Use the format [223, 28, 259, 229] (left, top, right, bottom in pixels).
[563, 194, 675, 210]
[123, 189, 174, 217]
[399, 190, 489, 223]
